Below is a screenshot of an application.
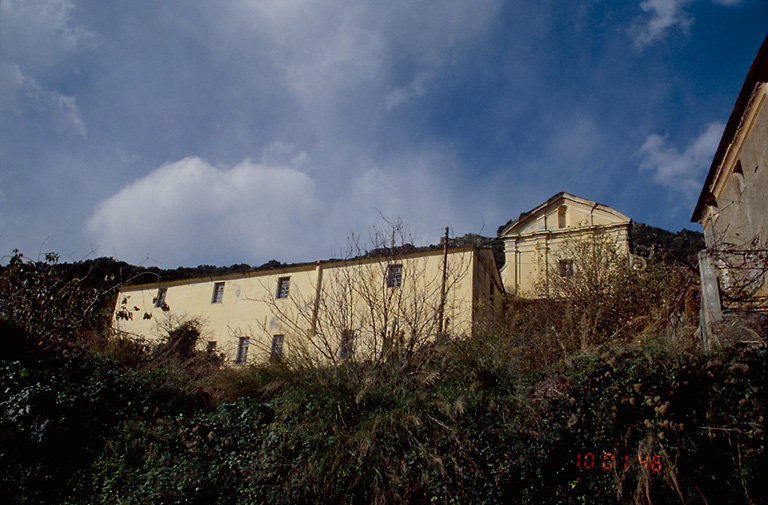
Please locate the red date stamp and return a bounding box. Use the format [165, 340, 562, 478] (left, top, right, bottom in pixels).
[575, 452, 662, 472]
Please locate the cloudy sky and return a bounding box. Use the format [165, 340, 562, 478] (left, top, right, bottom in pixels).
[1, 0, 766, 267]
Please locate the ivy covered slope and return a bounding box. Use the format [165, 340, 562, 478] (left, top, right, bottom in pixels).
[0, 252, 219, 505]
[1, 250, 764, 505]
[87, 344, 765, 505]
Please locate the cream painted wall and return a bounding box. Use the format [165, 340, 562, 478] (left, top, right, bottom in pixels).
[699, 84, 768, 300]
[114, 246, 501, 364]
[500, 194, 631, 296]
[702, 84, 768, 252]
[114, 264, 320, 363]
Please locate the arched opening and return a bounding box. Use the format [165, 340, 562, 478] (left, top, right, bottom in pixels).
[558, 206, 567, 228]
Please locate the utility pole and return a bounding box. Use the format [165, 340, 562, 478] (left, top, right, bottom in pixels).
[437, 226, 449, 337]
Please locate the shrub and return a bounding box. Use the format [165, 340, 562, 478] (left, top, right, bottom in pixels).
[0, 251, 104, 349]
[524, 234, 694, 354]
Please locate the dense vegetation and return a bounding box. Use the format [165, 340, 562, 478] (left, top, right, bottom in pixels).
[1, 239, 763, 505]
[629, 223, 705, 269]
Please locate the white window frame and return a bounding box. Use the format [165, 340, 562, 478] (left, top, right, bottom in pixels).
[270, 334, 284, 363]
[235, 337, 249, 363]
[211, 282, 225, 303]
[386, 264, 403, 288]
[276, 277, 291, 299]
[154, 287, 167, 307]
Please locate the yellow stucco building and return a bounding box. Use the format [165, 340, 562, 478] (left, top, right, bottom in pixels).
[499, 192, 631, 296]
[114, 245, 502, 365]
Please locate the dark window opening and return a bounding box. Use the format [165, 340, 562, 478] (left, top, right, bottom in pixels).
[559, 259, 574, 277]
[339, 329, 354, 360]
[235, 337, 249, 363]
[154, 287, 167, 307]
[211, 282, 225, 303]
[386, 264, 403, 288]
[271, 334, 284, 363]
[276, 277, 291, 299]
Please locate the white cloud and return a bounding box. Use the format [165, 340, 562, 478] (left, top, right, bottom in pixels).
[0, 1, 93, 137]
[226, 0, 501, 136]
[259, 141, 310, 168]
[548, 115, 605, 164]
[0, 62, 86, 137]
[85, 142, 474, 266]
[1, 0, 96, 67]
[85, 157, 319, 265]
[629, 0, 694, 50]
[385, 72, 431, 111]
[629, 0, 746, 49]
[66, 1, 509, 266]
[116, 149, 142, 164]
[638, 121, 724, 197]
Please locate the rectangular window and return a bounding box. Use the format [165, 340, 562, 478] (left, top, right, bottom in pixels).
[270, 334, 284, 363]
[733, 160, 745, 194]
[386, 264, 403, 288]
[206, 341, 217, 352]
[235, 337, 249, 363]
[211, 282, 225, 303]
[276, 277, 291, 299]
[154, 287, 167, 307]
[490, 282, 495, 304]
[339, 329, 354, 360]
[559, 259, 574, 277]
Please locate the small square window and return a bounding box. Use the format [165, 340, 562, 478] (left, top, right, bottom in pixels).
[276, 277, 291, 299]
[339, 329, 354, 360]
[235, 337, 249, 363]
[386, 264, 403, 288]
[211, 282, 225, 303]
[559, 259, 574, 277]
[270, 334, 284, 363]
[206, 341, 217, 352]
[154, 287, 167, 307]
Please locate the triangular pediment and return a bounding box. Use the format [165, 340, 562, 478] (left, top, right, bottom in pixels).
[499, 192, 630, 237]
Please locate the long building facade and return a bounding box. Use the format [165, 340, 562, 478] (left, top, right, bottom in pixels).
[113, 245, 503, 365]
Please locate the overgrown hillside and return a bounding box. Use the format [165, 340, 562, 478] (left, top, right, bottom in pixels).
[1, 243, 763, 505]
[630, 223, 705, 268]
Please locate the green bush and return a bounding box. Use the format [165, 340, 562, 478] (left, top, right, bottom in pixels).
[79, 343, 763, 505]
[0, 320, 216, 504]
[1, 249, 764, 504]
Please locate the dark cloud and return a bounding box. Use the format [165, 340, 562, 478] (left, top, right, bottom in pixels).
[1, 0, 766, 265]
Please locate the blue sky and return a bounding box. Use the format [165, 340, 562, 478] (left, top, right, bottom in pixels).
[1, 0, 766, 267]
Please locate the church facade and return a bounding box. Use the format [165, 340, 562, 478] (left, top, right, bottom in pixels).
[499, 192, 632, 296]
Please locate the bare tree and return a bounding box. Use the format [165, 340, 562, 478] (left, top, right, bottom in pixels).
[251, 220, 471, 368]
[535, 232, 689, 351]
[707, 232, 768, 309]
